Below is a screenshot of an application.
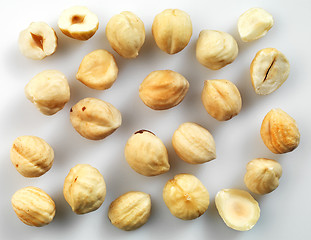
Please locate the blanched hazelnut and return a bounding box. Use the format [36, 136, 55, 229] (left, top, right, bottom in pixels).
[10, 136, 54, 177]
[76, 49, 118, 90]
[244, 158, 282, 195]
[251, 48, 290, 95]
[238, 8, 274, 42]
[172, 122, 216, 164]
[63, 164, 106, 214]
[260, 109, 300, 154]
[70, 97, 122, 140]
[152, 9, 192, 54]
[11, 187, 55, 227]
[58, 6, 99, 40]
[18, 22, 58, 60]
[196, 30, 238, 70]
[108, 191, 151, 231]
[163, 174, 209, 220]
[201, 79, 242, 121]
[124, 130, 170, 176]
[139, 70, 189, 110]
[106, 11, 145, 58]
[215, 189, 260, 231]
[25, 70, 70, 115]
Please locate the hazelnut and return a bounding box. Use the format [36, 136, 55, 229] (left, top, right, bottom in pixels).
[152, 9, 192, 54]
[10, 136, 54, 177]
[172, 122, 216, 164]
[260, 109, 300, 154]
[244, 158, 282, 195]
[139, 70, 189, 110]
[70, 98, 122, 140]
[58, 6, 99, 40]
[25, 70, 70, 115]
[11, 187, 55, 227]
[196, 30, 238, 70]
[18, 22, 58, 60]
[108, 191, 151, 231]
[163, 173, 210, 220]
[201, 79, 242, 121]
[251, 48, 290, 95]
[124, 130, 170, 176]
[106, 11, 145, 58]
[63, 164, 106, 214]
[76, 49, 118, 90]
[215, 189, 260, 231]
[238, 8, 274, 42]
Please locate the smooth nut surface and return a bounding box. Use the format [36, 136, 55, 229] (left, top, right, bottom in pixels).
[215, 189, 260, 231]
[25, 70, 70, 115]
[18, 22, 58, 60]
[10, 136, 54, 177]
[11, 187, 55, 227]
[260, 108, 300, 154]
[125, 130, 170, 176]
[244, 158, 282, 195]
[139, 70, 189, 110]
[201, 79, 242, 121]
[108, 191, 151, 231]
[238, 8, 273, 42]
[251, 48, 290, 95]
[152, 9, 192, 54]
[63, 164, 106, 214]
[76, 49, 118, 90]
[70, 97, 122, 140]
[163, 173, 210, 220]
[196, 30, 238, 70]
[172, 122, 216, 164]
[106, 11, 145, 58]
[58, 6, 99, 40]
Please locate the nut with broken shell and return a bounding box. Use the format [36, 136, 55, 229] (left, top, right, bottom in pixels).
[108, 191, 151, 231]
[244, 158, 282, 195]
[63, 164, 106, 214]
[18, 22, 58, 60]
[163, 173, 210, 220]
[10, 136, 54, 177]
[260, 108, 300, 154]
[11, 187, 56, 227]
[251, 48, 290, 95]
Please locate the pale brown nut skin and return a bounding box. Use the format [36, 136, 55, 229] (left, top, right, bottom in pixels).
[163, 173, 210, 220]
[106, 11, 145, 58]
[139, 70, 189, 110]
[201, 79, 242, 121]
[172, 122, 216, 164]
[244, 158, 282, 195]
[108, 191, 151, 231]
[70, 98, 122, 140]
[76, 49, 118, 90]
[124, 130, 170, 176]
[152, 9, 192, 54]
[11, 187, 56, 227]
[260, 108, 300, 154]
[10, 136, 54, 177]
[63, 164, 106, 214]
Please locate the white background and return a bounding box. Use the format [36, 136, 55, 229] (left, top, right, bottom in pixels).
[0, 0, 310, 239]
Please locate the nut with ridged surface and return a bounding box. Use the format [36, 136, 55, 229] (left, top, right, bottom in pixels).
[260, 109, 300, 154]
[11, 187, 55, 227]
[139, 70, 189, 110]
[163, 173, 210, 220]
[10, 136, 54, 177]
[172, 122, 216, 164]
[63, 164, 106, 214]
[244, 158, 282, 195]
[108, 191, 151, 231]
